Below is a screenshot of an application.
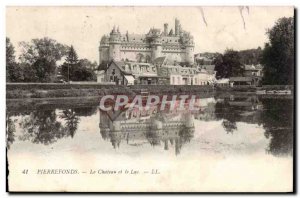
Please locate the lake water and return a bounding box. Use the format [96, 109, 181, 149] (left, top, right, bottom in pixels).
[6, 94, 294, 192]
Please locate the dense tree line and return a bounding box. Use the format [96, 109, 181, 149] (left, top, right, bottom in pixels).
[6, 37, 96, 83]
[214, 49, 245, 79]
[262, 17, 294, 85]
[214, 16, 294, 85]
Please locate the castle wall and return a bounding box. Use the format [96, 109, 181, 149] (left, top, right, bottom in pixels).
[120, 49, 152, 62]
[100, 19, 195, 64]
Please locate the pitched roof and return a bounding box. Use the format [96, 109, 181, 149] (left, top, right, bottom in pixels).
[110, 60, 132, 75]
[153, 56, 167, 66]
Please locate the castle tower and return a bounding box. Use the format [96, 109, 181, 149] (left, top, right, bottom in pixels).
[164, 23, 169, 36]
[109, 26, 122, 61]
[99, 35, 110, 64]
[151, 37, 162, 62]
[185, 36, 195, 65]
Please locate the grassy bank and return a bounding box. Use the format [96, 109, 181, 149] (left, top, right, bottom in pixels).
[6, 83, 293, 99]
[6, 83, 214, 99]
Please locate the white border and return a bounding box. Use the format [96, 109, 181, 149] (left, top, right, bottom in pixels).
[1, 0, 298, 197]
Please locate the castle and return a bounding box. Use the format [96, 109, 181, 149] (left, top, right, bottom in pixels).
[99, 18, 195, 65]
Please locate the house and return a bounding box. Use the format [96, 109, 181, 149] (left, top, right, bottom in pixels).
[229, 64, 263, 87]
[158, 65, 215, 85]
[99, 60, 160, 85]
[229, 77, 254, 86]
[97, 57, 216, 86]
[243, 64, 263, 77]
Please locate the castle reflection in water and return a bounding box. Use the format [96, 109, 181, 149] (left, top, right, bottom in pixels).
[6, 95, 293, 156]
[98, 96, 261, 154]
[99, 106, 195, 155]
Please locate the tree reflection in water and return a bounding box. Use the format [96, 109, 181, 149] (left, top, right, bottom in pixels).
[60, 109, 80, 138]
[215, 96, 293, 156]
[19, 110, 68, 145]
[260, 98, 293, 156]
[6, 115, 16, 149]
[215, 99, 239, 134]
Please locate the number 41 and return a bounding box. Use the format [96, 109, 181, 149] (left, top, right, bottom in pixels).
[22, 169, 28, 174]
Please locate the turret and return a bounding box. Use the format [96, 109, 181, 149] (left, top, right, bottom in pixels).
[109, 26, 122, 61]
[151, 37, 162, 62]
[99, 35, 110, 63]
[184, 34, 195, 65]
[164, 23, 169, 36]
[147, 28, 162, 61]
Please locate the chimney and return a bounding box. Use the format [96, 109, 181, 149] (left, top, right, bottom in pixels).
[164, 23, 169, 36]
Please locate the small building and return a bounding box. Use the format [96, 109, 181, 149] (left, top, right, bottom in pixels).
[229, 77, 254, 86]
[95, 70, 106, 83]
[216, 78, 229, 87]
[229, 64, 264, 87]
[243, 64, 263, 77]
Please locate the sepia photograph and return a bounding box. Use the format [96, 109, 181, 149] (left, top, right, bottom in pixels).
[6, 6, 294, 192]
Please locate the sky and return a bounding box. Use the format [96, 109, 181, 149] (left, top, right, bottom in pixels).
[6, 6, 294, 64]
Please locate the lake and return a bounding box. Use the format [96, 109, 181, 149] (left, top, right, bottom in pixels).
[6, 94, 294, 192]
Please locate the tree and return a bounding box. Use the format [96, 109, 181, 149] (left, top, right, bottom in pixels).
[262, 17, 294, 85]
[63, 45, 79, 82]
[214, 49, 244, 79]
[61, 46, 96, 81]
[66, 45, 78, 64]
[6, 38, 22, 82]
[19, 37, 68, 82]
[6, 37, 15, 65]
[32, 58, 57, 82]
[239, 47, 262, 65]
[79, 59, 97, 70]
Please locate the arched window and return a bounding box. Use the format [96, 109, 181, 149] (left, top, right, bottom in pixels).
[136, 53, 144, 63]
[145, 55, 151, 63]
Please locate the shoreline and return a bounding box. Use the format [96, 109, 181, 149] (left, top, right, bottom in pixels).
[6, 83, 293, 100]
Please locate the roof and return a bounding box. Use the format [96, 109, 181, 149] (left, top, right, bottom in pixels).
[201, 65, 215, 75]
[153, 56, 167, 66]
[159, 65, 198, 75]
[110, 60, 132, 75]
[124, 75, 135, 83]
[244, 64, 263, 71]
[216, 78, 229, 84]
[229, 77, 253, 82]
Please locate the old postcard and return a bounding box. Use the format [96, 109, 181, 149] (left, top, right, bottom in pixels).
[6, 6, 294, 192]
